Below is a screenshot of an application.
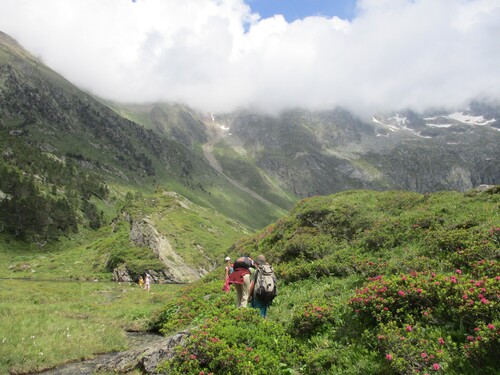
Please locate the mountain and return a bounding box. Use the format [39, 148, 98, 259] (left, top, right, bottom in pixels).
[115, 102, 499, 198]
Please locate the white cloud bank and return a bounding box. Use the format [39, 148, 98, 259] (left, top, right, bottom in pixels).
[0, 0, 499, 116]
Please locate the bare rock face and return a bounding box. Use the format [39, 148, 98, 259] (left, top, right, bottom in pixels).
[112, 264, 132, 282]
[129, 218, 205, 283]
[96, 331, 189, 374]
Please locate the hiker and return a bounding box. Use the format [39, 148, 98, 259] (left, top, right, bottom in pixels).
[249, 254, 277, 318]
[144, 273, 151, 292]
[138, 275, 144, 289]
[228, 256, 253, 307]
[222, 256, 233, 293]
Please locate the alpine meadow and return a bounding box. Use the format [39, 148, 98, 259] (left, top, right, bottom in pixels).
[0, 7, 499, 374]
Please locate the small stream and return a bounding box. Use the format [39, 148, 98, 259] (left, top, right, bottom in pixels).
[33, 332, 164, 375]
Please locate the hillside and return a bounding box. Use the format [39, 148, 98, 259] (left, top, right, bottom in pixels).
[0, 190, 249, 284]
[153, 187, 500, 374]
[0, 31, 290, 238]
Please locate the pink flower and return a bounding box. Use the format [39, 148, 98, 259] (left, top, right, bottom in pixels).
[488, 324, 495, 330]
[421, 352, 428, 358]
[432, 363, 440, 370]
[386, 354, 393, 361]
[406, 325, 413, 332]
[456, 269, 462, 275]
[481, 298, 490, 304]
[438, 337, 445, 345]
[398, 290, 406, 297]
[462, 294, 468, 300]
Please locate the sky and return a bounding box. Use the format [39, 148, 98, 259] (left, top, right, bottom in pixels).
[0, 0, 499, 117]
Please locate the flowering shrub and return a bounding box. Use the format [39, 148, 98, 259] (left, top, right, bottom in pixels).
[349, 271, 499, 329]
[377, 322, 455, 374]
[349, 270, 500, 372]
[160, 307, 297, 375]
[462, 321, 500, 370]
[289, 302, 336, 337]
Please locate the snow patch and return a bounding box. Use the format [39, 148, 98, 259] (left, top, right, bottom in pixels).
[446, 112, 495, 125]
[426, 123, 454, 128]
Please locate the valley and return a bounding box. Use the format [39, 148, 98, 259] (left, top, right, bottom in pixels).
[0, 30, 499, 374]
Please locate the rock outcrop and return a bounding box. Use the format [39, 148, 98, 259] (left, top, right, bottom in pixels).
[129, 217, 205, 283]
[96, 331, 189, 374]
[112, 264, 132, 282]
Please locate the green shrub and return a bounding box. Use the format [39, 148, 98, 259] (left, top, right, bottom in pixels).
[160, 307, 298, 375]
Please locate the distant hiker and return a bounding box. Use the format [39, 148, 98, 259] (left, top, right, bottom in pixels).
[138, 276, 144, 289]
[228, 256, 253, 307]
[222, 256, 233, 293]
[249, 254, 277, 318]
[144, 273, 151, 292]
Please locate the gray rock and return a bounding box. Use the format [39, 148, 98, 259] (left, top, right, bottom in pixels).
[112, 264, 132, 282]
[96, 331, 189, 374]
[129, 217, 205, 283]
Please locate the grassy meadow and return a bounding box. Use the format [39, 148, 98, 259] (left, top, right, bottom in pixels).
[0, 279, 182, 374]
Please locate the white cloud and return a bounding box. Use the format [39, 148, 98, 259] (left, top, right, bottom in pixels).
[0, 0, 499, 116]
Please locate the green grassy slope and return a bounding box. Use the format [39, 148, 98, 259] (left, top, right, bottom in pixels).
[153, 187, 500, 375]
[0, 189, 249, 282]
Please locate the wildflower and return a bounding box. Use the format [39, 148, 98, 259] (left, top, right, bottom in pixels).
[421, 352, 427, 358]
[398, 290, 406, 297]
[432, 363, 440, 370]
[386, 354, 393, 361]
[438, 337, 445, 345]
[480, 298, 489, 304]
[406, 325, 413, 332]
[456, 269, 462, 275]
[487, 324, 495, 330]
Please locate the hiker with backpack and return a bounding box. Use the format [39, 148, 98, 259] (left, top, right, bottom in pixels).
[228, 256, 253, 308]
[249, 254, 277, 318]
